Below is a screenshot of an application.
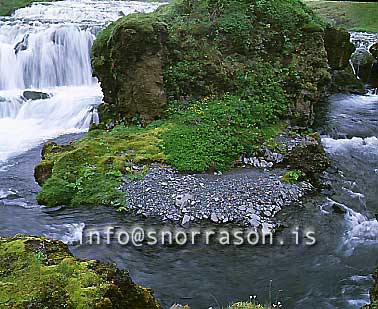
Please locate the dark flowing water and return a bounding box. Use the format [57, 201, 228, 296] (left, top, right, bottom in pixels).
[1, 1, 378, 309]
[1, 94, 378, 309]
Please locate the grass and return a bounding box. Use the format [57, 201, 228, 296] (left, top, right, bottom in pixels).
[304, 0, 378, 32]
[0, 0, 57, 16]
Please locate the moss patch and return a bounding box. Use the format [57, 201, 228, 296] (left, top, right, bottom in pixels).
[304, 0, 378, 33]
[0, 235, 161, 308]
[36, 125, 167, 207]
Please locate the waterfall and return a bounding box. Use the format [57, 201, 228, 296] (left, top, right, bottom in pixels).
[0, 0, 163, 162]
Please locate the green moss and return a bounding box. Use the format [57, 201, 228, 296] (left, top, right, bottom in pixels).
[281, 169, 303, 184]
[304, 0, 378, 33]
[0, 235, 161, 308]
[37, 125, 167, 208]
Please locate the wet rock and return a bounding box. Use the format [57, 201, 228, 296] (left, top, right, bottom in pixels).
[324, 27, 355, 70]
[330, 70, 366, 95]
[34, 142, 74, 186]
[351, 49, 376, 83]
[370, 42, 378, 60]
[34, 160, 54, 186]
[0, 235, 161, 308]
[23, 90, 51, 100]
[14, 34, 29, 54]
[332, 203, 346, 215]
[283, 133, 330, 177]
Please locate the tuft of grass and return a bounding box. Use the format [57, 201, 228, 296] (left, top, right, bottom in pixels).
[304, 0, 378, 33]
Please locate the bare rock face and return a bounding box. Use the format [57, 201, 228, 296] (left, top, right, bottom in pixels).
[92, 15, 168, 125]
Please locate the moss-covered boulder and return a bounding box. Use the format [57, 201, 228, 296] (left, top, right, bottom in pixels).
[34, 142, 74, 186]
[92, 14, 168, 125]
[282, 133, 330, 178]
[92, 0, 342, 127]
[324, 27, 355, 70]
[0, 234, 161, 308]
[351, 49, 376, 83]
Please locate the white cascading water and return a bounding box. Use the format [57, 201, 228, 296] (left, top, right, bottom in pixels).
[322, 111, 378, 256]
[0, 0, 163, 162]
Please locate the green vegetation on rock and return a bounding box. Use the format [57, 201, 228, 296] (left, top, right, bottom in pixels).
[304, 0, 378, 33]
[0, 235, 161, 308]
[36, 125, 166, 207]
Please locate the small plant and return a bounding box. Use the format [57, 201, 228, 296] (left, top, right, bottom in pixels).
[281, 169, 303, 184]
[34, 251, 47, 263]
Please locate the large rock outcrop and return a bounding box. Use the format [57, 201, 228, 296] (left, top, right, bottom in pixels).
[324, 27, 355, 70]
[92, 14, 168, 125]
[92, 1, 358, 128]
[0, 235, 161, 308]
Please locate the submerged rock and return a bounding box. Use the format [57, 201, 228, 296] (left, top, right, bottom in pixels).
[23, 90, 51, 100]
[0, 234, 161, 308]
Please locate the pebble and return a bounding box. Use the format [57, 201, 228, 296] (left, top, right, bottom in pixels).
[122, 164, 313, 229]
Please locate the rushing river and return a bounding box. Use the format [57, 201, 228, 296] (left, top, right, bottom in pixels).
[0, 1, 378, 308]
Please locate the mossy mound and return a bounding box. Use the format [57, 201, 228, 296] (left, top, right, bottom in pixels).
[36, 125, 166, 207]
[92, 0, 340, 127]
[0, 235, 161, 308]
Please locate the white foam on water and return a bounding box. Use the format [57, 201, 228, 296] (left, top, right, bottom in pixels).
[341, 204, 378, 256]
[46, 222, 85, 245]
[0, 85, 102, 162]
[322, 136, 378, 155]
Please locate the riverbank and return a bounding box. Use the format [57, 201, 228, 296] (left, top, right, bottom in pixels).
[304, 0, 378, 33]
